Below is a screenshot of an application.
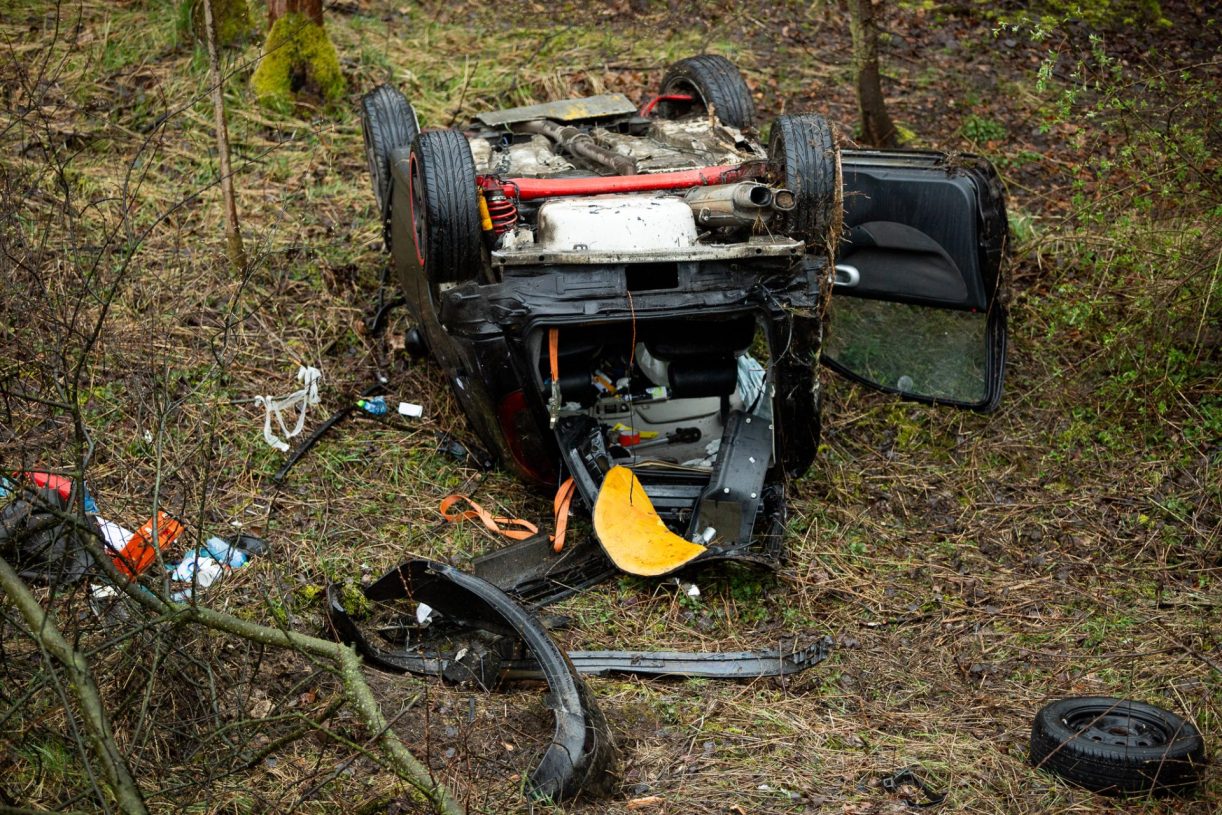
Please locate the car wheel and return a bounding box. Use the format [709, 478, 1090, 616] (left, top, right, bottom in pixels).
[768, 113, 842, 254]
[407, 129, 482, 297]
[658, 54, 756, 130]
[361, 85, 420, 235]
[1029, 697, 1206, 796]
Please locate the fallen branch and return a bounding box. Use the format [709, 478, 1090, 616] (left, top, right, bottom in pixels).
[0, 554, 150, 815]
[79, 534, 463, 815]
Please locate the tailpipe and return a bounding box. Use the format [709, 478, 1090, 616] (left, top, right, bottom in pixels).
[684, 181, 792, 228]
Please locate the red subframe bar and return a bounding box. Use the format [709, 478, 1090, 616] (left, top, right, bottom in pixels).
[639, 92, 694, 117]
[481, 164, 748, 201]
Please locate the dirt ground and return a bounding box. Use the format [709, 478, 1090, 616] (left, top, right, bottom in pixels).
[0, 1, 1218, 813]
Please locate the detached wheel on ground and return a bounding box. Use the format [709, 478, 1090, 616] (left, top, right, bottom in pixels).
[658, 54, 756, 130]
[361, 84, 420, 237]
[1029, 697, 1206, 796]
[768, 113, 842, 253]
[407, 128, 482, 298]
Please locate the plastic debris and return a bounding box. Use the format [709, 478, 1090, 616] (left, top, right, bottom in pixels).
[167, 535, 258, 601]
[109, 512, 183, 577]
[357, 396, 388, 415]
[1, 486, 98, 585]
[255, 365, 323, 452]
[3, 471, 98, 512]
[397, 401, 423, 417]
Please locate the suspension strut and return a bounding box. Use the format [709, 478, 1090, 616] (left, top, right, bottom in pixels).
[485, 189, 518, 236]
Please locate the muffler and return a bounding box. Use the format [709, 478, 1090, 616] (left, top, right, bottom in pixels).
[684, 181, 793, 228]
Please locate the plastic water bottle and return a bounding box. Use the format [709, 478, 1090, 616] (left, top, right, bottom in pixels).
[357, 396, 388, 416]
[201, 536, 248, 569]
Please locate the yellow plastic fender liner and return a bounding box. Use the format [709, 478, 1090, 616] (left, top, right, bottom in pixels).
[592, 466, 707, 576]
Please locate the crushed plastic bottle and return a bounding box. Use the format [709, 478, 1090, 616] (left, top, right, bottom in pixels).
[200, 535, 248, 569]
[168, 537, 249, 601]
[357, 396, 388, 415]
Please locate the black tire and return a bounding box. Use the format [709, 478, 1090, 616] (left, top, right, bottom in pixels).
[658, 54, 756, 130]
[361, 85, 420, 225]
[407, 129, 481, 292]
[768, 113, 842, 253]
[1029, 697, 1206, 796]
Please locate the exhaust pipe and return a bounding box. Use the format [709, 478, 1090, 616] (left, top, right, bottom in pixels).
[684, 182, 792, 228]
[517, 119, 638, 177]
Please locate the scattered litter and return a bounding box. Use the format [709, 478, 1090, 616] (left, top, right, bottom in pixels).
[171, 556, 224, 589]
[0, 484, 98, 585]
[167, 534, 263, 602]
[107, 512, 183, 577]
[8, 471, 98, 512]
[397, 401, 423, 417]
[357, 395, 388, 415]
[229, 533, 269, 558]
[272, 383, 381, 482]
[626, 796, 664, 810]
[255, 365, 323, 452]
[93, 516, 133, 554]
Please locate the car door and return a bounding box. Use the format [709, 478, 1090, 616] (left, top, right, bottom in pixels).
[822, 149, 1009, 411]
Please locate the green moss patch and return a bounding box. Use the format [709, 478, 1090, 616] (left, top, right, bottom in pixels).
[251, 13, 345, 113]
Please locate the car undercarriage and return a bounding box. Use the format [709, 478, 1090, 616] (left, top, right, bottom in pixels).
[361, 53, 1007, 578]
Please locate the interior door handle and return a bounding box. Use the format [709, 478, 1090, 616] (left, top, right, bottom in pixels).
[833, 264, 860, 287]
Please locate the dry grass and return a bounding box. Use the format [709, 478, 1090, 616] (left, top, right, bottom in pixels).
[0, 0, 1218, 813]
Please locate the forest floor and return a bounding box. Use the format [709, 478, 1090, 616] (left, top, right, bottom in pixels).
[0, 1, 1219, 813]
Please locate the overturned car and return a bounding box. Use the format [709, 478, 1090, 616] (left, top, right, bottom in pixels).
[361, 55, 1008, 577]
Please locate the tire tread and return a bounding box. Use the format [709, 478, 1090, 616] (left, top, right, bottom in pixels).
[361, 84, 419, 215]
[413, 129, 480, 287]
[660, 54, 756, 130]
[768, 113, 842, 251]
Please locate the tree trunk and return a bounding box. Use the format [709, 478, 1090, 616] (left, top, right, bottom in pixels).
[848, 0, 899, 147]
[253, 0, 344, 109]
[267, 0, 323, 26]
[202, 0, 246, 272]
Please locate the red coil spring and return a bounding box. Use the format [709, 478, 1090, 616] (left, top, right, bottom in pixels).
[486, 193, 518, 236]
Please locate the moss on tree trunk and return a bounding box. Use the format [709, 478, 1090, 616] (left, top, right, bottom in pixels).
[251, 11, 345, 112]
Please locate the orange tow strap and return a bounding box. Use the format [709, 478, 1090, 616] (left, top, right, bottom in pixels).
[439, 477, 577, 551]
[550, 477, 576, 553]
[548, 328, 560, 385]
[438, 495, 538, 541]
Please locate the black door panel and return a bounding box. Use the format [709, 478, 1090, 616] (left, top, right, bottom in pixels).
[825, 149, 1009, 411]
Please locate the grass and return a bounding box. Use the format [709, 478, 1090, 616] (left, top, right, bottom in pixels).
[1, 0, 1219, 813]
